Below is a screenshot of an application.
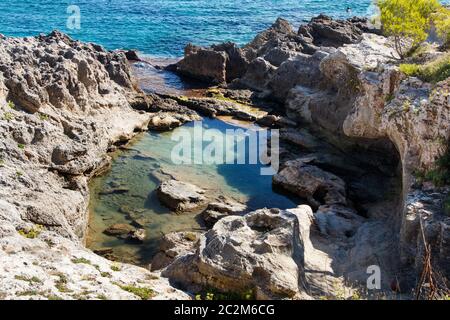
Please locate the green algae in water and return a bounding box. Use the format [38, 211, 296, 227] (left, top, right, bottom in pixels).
[87, 119, 297, 265]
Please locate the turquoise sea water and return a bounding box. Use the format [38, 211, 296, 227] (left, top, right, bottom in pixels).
[0, 0, 381, 56]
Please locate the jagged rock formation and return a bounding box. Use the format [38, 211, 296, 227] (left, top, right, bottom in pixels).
[201, 196, 247, 227]
[0, 31, 189, 299]
[162, 207, 319, 299]
[174, 16, 377, 87]
[1, 13, 448, 300]
[165, 15, 450, 298]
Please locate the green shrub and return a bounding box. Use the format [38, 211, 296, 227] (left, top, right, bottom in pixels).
[110, 264, 121, 272]
[116, 284, 155, 300]
[55, 274, 72, 293]
[18, 225, 43, 239]
[71, 257, 91, 265]
[3, 112, 14, 121]
[400, 53, 450, 83]
[378, 0, 442, 58]
[14, 275, 43, 284]
[433, 7, 450, 46]
[7, 100, 15, 109]
[195, 288, 255, 300]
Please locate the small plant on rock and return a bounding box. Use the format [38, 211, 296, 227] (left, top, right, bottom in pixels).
[7, 100, 15, 109]
[110, 263, 121, 272]
[3, 112, 14, 121]
[71, 257, 91, 265]
[18, 225, 43, 239]
[116, 283, 155, 300]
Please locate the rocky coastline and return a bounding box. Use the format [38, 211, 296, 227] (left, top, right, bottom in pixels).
[0, 14, 449, 300]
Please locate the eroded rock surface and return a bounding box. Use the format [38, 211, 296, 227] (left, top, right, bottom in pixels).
[273, 158, 347, 209]
[157, 180, 207, 212]
[201, 196, 247, 227]
[0, 32, 186, 299]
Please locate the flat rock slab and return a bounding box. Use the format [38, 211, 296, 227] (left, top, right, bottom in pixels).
[157, 179, 207, 212]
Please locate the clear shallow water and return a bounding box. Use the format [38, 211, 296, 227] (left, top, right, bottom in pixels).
[87, 119, 298, 265]
[0, 0, 379, 56]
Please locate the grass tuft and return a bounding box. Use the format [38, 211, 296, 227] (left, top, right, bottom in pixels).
[400, 52, 450, 83]
[116, 283, 155, 300]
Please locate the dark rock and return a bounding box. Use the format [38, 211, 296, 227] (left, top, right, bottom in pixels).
[233, 57, 275, 92]
[176, 44, 227, 84]
[268, 51, 328, 101]
[298, 14, 367, 48]
[125, 50, 141, 61]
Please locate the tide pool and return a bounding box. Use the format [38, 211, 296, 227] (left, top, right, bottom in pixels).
[87, 119, 298, 265]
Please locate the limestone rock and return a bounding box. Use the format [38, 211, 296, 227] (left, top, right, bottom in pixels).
[151, 231, 200, 271]
[201, 196, 247, 227]
[163, 207, 313, 299]
[234, 57, 276, 92]
[0, 31, 186, 299]
[157, 180, 207, 212]
[314, 205, 365, 237]
[176, 45, 227, 84]
[273, 158, 347, 209]
[268, 51, 329, 101]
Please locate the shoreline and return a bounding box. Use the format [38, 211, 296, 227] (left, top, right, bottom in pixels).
[0, 12, 449, 300]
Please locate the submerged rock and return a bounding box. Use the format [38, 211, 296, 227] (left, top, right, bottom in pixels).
[157, 180, 207, 212]
[104, 223, 135, 237]
[104, 223, 146, 243]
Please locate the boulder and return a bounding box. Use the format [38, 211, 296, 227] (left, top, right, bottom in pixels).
[176, 42, 248, 84]
[298, 14, 366, 48]
[212, 42, 249, 81]
[124, 50, 141, 61]
[267, 51, 329, 101]
[176, 44, 227, 84]
[157, 180, 207, 212]
[314, 205, 365, 237]
[273, 158, 347, 209]
[148, 113, 181, 131]
[233, 57, 276, 92]
[264, 47, 301, 67]
[151, 231, 200, 271]
[243, 18, 297, 61]
[128, 228, 146, 242]
[201, 196, 247, 227]
[162, 207, 315, 299]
